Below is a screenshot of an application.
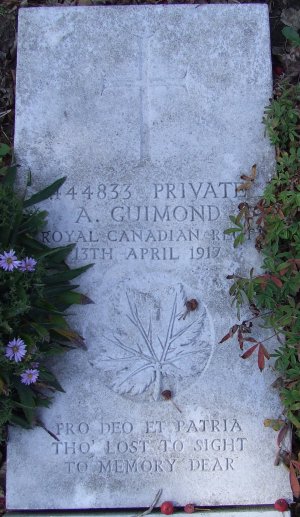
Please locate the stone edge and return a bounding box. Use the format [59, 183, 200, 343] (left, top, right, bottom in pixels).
[3, 510, 291, 516]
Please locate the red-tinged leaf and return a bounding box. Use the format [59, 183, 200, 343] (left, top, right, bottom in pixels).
[219, 332, 232, 344]
[260, 344, 270, 360]
[236, 181, 253, 192]
[277, 424, 289, 447]
[238, 202, 249, 212]
[256, 215, 264, 226]
[231, 324, 239, 335]
[279, 268, 289, 276]
[258, 344, 265, 371]
[280, 450, 292, 468]
[291, 460, 300, 470]
[264, 418, 285, 431]
[240, 174, 253, 181]
[258, 274, 270, 281]
[286, 379, 299, 389]
[288, 259, 300, 271]
[251, 164, 257, 179]
[257, 274, 283, 289]
[269, 275, 283, 288]
[243, 337, 258, 343]
[255, 199, 264, 210]
[219, 324, 239, 344]
[290, 462, 300, 498]
[241, 343, 258, 359]
[256, 276, 268, 290]
[240, 164, 257, 182]
[238, 330, 244, 350]
[274, 449, 281, 466]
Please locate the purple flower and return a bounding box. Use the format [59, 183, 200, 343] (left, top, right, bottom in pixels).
[5, 338, 26, 362]
[0, 249, 20, 271]
[20, 369, 39, 385]
[19, 257, 37, 272]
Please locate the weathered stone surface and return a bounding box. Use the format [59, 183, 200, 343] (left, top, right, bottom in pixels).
[7, 5, 291, 510]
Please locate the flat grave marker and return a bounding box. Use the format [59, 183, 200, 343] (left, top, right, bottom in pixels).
[7, 5, 291, 510]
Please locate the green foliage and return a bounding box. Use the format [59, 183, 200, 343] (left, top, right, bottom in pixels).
[224, 215, 246, 248]
[0, 145, 93, 436]
[0, 6, 9, 18]
[264, 81, 300, 150]
[222, 77, 300, 436]
[282, 26, 300, 47]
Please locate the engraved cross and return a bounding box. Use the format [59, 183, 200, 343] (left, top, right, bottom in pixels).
[100, 35, 189, 162]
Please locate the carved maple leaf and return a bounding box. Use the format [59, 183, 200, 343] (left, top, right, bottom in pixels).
[96, 285, 212, 400]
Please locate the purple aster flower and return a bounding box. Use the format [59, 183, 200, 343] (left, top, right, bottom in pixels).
[5, 338, 27, 362]
[0, 249, 20, 271]
[20, 369, 39, 385]
[19, 257, 37, 272]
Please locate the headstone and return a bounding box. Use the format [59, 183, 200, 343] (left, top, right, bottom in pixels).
[7, 5, 291, 510]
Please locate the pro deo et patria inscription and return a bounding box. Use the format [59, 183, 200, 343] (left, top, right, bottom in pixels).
[51, 418, 247, 475]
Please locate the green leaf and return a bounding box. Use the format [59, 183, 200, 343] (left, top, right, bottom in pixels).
[282, 26, 300, 46]
[0, 166, 9, 176]
[0, 143, 11, 157]
[18, 234, 48, 253]
[29, 322, 50, 341]
[45, 284, 80, 297]
[9, 414, 32, 429]
[38, 371, 65, 392]
[287, 411, 300, 429]
[15, 383, 36, 425]
[52, 327, 86, 348]
[224, 228, 239, 235]
[46, 314, 69, 329]
[44, 263, 94, 284]
[19, 210, 48, 234]
[41, 343, 71, 356]
[35, 397, 52, 408]
[56, 291, 94, 306]
[2, 164, 17, 187]
[229, 215, 243, 229]
[24, 177, 67, 208]
[234, 233, 245, 248]
[39, 243, 75, 262]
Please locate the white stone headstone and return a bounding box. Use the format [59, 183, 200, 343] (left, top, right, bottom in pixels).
[7, 5, 291, 510]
